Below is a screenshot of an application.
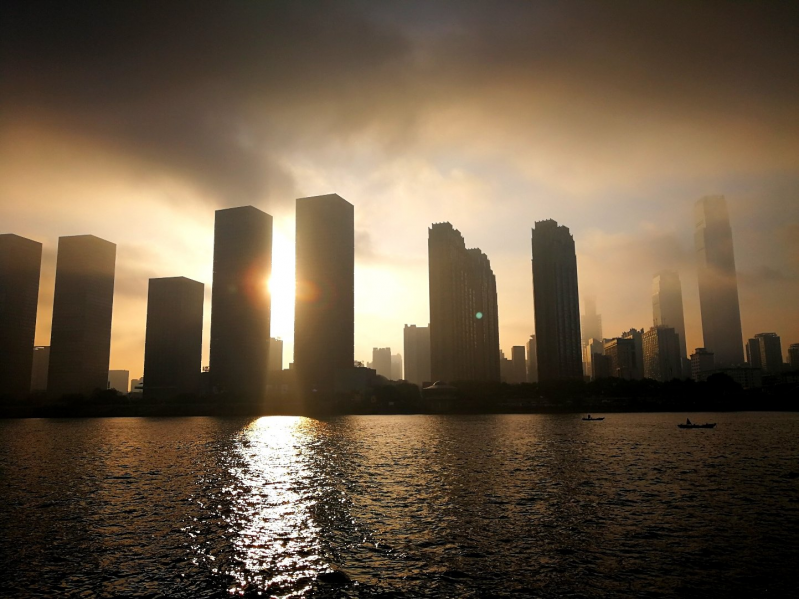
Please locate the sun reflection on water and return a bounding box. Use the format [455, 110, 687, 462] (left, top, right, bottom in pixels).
[225, 416, 326, 596]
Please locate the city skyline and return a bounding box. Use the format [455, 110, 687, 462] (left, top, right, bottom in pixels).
[1, 2, 797, 379]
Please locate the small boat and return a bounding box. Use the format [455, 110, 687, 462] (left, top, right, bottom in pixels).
[582, 415, 604, 421]
[677, 419, 716, 429]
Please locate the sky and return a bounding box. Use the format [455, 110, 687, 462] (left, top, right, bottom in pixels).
[2, 1, 798, 379]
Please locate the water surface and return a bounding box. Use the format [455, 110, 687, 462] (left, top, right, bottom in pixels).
[1, 413, 798, 597]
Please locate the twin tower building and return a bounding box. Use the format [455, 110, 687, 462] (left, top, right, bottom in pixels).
[0, 194, 354, 400]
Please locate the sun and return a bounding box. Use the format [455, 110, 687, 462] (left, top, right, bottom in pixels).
[267, 228, 296, 360]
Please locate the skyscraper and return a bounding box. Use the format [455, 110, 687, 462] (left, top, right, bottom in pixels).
[372, 347, 392, 378]
[144, 277, 204, 399]
[695, 195, 744, 365]
[294, 194, 354, 390]
[603, 337, 639, 379]
[511, 346, 527, 383]
[48, 235, 116, 397]
[642, 326, 682, 382]
[747, 332, 783, 374]
[531, 220, 582, 381]
[0, 234, 42, 398]
[526, 334, 538, 383]
[789, 343, 799, 371]
[580, 296, 602, 345]
[391, 353, 403, 381]
[268, 338, 284, 373]
[210, 206, 272, 397]
[428, 222, 500, 383]
[652, 270, 688, 360]
[404, 324, 431, 386]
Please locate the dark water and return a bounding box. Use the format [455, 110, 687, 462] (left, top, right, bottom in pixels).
[1, 413, 798, 598]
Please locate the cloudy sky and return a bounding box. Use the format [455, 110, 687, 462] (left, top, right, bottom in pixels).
[2, 0, 798, 378]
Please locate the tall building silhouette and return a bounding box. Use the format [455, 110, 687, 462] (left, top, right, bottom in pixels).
[0, 234, 42, 398]
[294, 194, 354, 390]
[789, 343, 799, 370]
[372, 347, 392, 378]
[107, 370, 130, 393]
[531, 220, 582, 381]
[580, 296, 602, 345]
[48, 235, 116, 397]
[526, 334, 538, 383]
[695, 195, 744, 365]
[30, 346, 50, 392]
[391, 353, 403, 381]
[210, 206, 272, 397]
[746, 332, 783, 374]
[268, 338, 283, 373]
[652, 270, 688, 360]
[144, 277, 204, 399]
[404, 324, 431, 386]
[643, 326, 682, 382]
[511, 346, 527, 383]
[428, 222, 500, 383]
[603, 337, 639, 379]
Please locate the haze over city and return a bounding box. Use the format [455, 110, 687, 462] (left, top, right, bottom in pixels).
[2, 1, 798, 380]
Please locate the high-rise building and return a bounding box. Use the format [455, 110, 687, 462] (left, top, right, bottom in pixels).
[144, 277, 204, 399]
[499, 350, 514, 383]
[294, 194, 354, 391]
[372, 347, 392, 379]
[531, 220, 582, 381]
[391, 353, 403, 381]
[428, 222, 500, 383]
[603, 337, 639, 379]
[581, 296, 602, 345]
[526, 335, 538, 383]
[583, 337, 605, 380]
[210, 206, 272, 397]
[652, 270, 688, 360]
[695, 195, 744, 365]
[621, 328, 645, 379]
[268, 338, 283, 373]
[747, 332, 783, 374]
[48, 235, 116, 397]
[690, 348, 715, 382]
[642, 326, 682, 382]
[404, 324, 431, 386]
[0, 234, 42, 398]
[30, 346, 50, 392]
[511, 346, 527, 383]
[108, 370, 130, 393]
[788, 343, 799, 370]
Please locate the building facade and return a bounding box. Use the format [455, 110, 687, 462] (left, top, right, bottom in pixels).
[428, 222, 500, 383]
[48, 235, 116, 397]
[746, 332, 783, 374]
[690, 347, 715, 382]
[788, 343, 799, 370]
[526, 334, 538, 383]
[0, 234, 42, 398]
[30, 346, 50, 392]
[531, 220, 582, 381]
[603, 337, 639, 380]
[511, 346, 527, 383]
[371, 347, 392, 379]
[294, 194, 354, 391]
[209, 206, 272, 397]
[652, 270, 688, 360]
[268, 338, 284, 373]
[108, 370, 130, 394]
[403, 324, 431, 386]
[642, 326, 682, 382]
[694, 196, 744, 365]
[144, 277, 204, 399]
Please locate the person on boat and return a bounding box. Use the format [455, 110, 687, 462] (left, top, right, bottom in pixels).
[587, 415, 592, 420]
[686, 418, 692, 425]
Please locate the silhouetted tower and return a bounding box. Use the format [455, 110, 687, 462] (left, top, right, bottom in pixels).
[580, 296, 602, 345]
[511, 345, 527, 383]
[404, 324, 431, 386]
[531, 220, 582, 381]
[294, 194, 354, 390]
[652, 270, 688, 361]
[643, 326, 682, 382]
[372, 347, 392, 378]
[789, 343, 799, 370]
[526, 334, 538, 382]
[48, 235, 116, 397]
[144, 277, 204, 399]
[695, 196, 744, 365]
[210, 206, 272, 397]
[747, 332, 783, 374]
[0, 234, 42, 398]
[428, 223, 500, 383]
